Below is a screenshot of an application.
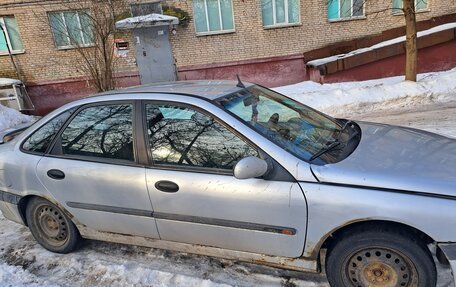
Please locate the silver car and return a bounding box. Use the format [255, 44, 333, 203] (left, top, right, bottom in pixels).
[0, 81, 455, 287]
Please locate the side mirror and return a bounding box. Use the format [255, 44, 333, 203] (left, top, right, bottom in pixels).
[234, 156, 269, 180]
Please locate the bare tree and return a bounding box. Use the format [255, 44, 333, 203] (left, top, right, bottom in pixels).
[37, 0, 130, 92]
[330, 0, 423, 82]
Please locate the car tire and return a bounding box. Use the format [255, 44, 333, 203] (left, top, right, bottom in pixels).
[325, 225, 437, 287]
[26, 197, 80, 253]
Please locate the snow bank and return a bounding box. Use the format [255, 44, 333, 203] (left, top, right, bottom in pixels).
[0, 104, 33, 132]
[274, 68, 456, 116]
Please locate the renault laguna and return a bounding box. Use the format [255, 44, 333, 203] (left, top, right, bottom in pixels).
[0, 80, 455, 287]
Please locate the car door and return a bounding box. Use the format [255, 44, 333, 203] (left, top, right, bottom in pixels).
[143, 101, 307, 258]
[36, 101, 159, 239]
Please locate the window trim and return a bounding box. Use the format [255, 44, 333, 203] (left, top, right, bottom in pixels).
[263, 22, 302, 30]
[48, 10, 94, 49]
[327, 0, 365, 21]
[261, 0, 301, 28]
[193, 0, 236, 36]
[328, 15, 366, 23]
[142, 100, 260, 175]
[46, 101, 139, 166]
[0, 16, 24, 55]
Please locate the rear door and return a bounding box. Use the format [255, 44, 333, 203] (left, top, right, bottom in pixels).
[36, 102, 159, 238]
[143, 101, 307, 257]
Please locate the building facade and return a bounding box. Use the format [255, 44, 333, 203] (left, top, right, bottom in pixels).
[0, 0, 455, 114]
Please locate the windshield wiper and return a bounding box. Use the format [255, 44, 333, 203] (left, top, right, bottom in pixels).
[309, 120, 359, 162]
[309, 140, 341, 162]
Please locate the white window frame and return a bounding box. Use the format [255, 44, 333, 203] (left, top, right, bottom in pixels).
[49, 10, 94, 49]
[262, 0, 301, 28]
[392, 0, 429, 15]
[0, 16, 24, 55]
[194, 0, 236, 36]
[329, 0, 365, 21]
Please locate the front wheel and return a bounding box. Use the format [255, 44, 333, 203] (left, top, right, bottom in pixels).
[326, 227, 437, 287]
[26, 197, 80, 253]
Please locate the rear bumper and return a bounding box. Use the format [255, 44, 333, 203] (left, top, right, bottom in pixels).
[439, 243, 456, 287]
[0, 190, 25, 225]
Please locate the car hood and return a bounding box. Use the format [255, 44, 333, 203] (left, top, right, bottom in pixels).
[311, 121, 456, 196]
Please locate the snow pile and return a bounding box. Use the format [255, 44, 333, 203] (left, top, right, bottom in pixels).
[0, 104, 33, 132]
[307, 22, 456, 67]
[274, 68, 456, 117]
[116, 13, 179, 29]
[0, 78, 22, 87]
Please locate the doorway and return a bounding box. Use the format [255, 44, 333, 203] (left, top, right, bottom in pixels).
[133, 27, 176, 84]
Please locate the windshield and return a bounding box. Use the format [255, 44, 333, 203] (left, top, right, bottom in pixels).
[216, 85, 352, 164]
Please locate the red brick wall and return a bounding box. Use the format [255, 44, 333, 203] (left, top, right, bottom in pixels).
[311, 40, 456, 83]
[177, 54, 307, 88]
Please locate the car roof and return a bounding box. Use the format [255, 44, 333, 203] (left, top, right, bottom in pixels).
[94, 80, 254, 101]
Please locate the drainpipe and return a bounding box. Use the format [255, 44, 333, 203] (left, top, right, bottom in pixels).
[0, 22, 23, 82]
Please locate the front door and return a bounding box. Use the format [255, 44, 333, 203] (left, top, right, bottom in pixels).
[134, 27, 176, 84]
[36, 102, 159, 239]
[143, 102, 307, 258]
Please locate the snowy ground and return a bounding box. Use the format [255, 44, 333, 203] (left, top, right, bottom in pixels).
[0, 69, 455, 286]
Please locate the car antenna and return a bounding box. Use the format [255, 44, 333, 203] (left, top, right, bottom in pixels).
[236, 74, 246, 88]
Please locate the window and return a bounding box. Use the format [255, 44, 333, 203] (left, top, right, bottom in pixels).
[48, 10, 94, 48]
[0, 16, 24, 54]
[392, 0, 428, 14]
[328, 0, 364, 21]
[59, 104, 134, 162]
[22, 108, 75, 154]
[261, 0, 300, 27]
[193, 0, 235, 34]
[146, 103, 258, 170]
[217, 85, 349, 164]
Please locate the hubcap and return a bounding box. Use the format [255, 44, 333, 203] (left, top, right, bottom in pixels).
[346, 248, 414, 287]
[36, 205, 68, 244]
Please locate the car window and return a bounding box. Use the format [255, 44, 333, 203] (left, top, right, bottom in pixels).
[22, 108, 76, 154]
[146, 103, 258, 170]
[217, 85, 347, 164]
[59, 104, 134, 162]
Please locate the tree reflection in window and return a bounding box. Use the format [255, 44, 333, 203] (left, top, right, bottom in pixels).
[146, 104, 258, 170]
[60, 104, 134, 161]
[22, 108, 76, 154]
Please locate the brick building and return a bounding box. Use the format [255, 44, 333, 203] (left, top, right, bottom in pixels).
[0, 0, 455, 114]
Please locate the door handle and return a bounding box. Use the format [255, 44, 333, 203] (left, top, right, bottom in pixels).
[47, 169, 65, 180]
[155, 180, 179, 193]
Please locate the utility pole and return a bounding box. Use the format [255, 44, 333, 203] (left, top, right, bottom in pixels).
[0, 22, 23, 82]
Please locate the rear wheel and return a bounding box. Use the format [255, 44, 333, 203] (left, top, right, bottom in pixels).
[326, 227, 436, 287]
[26, 197, 80, 253]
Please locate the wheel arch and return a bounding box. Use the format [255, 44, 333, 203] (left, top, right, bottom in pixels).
[322, 219, 438, 287]
[318, 219, 435, 256]
[17, 194, 77, 227]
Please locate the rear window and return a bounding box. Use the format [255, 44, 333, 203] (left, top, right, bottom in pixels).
[22, 108, 75, 154]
